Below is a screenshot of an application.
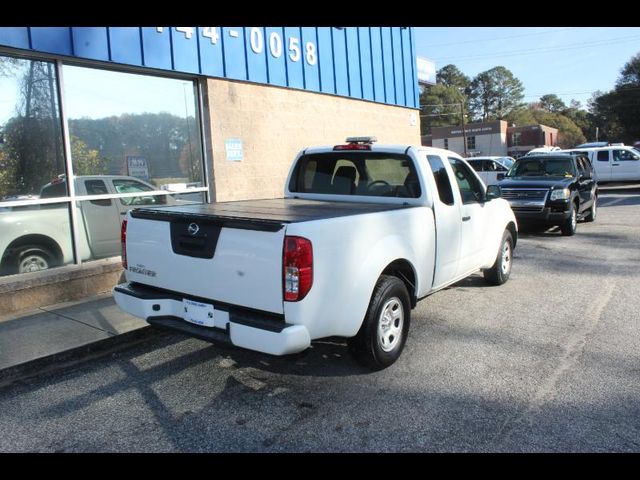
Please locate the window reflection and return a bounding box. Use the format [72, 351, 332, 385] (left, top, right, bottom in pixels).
[63, 66, 204, 192]
[0, 56, 66, 202]
[0, 202, 74, 275]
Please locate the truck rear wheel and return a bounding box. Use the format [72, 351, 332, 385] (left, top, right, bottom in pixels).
[14, 245, 55, 274]
[347, 275, 411, 370]
[483, 230, 513, 286]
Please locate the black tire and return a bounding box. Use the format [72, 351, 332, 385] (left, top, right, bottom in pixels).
[12, 245, 55, 274]
[483, 230, 513, 286]
[584, 196, 597, 222]
[560, 201, 578, 236]
[347, 275, 411, 370]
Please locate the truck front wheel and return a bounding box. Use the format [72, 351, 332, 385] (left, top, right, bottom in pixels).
[347, 275, 411, 370]
[483, 229, 513, 286]
[560, 202, 578, 236]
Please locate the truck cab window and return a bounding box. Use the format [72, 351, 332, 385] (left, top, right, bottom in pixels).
[290, 153, 421, 198]
[85, 180, 112, 206]
[448, 158, 484, 204]
[427, 155, 454, 206]
[614, 149, 639, 161]
[112, 179, 166, 206]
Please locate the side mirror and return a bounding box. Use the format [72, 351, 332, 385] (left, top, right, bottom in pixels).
[497, 173, 505, 181]
[486, 185, 502, 201]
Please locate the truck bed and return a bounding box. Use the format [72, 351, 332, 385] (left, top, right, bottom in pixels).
[131, 198, 414, 231]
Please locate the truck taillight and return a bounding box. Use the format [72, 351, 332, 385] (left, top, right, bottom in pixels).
[283, 236, 313, 302]
[121, 218, 128, 270]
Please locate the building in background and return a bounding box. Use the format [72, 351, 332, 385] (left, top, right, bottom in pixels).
[507, 124, 559, 159]
[428, 120, 558, 159]
[431, 121, 508, 157]
[0, 27, 420, 313]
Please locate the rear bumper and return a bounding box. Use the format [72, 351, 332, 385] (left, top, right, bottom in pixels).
[113, 282, 310, 356]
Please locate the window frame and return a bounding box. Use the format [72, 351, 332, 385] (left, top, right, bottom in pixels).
[0, 49, 210, 274]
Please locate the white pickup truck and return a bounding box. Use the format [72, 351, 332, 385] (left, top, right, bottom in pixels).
[0, 175, 173, 275]
[114, 138, 517, 369]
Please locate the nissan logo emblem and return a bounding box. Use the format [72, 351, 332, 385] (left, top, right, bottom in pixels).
[187, 223, 200, 236]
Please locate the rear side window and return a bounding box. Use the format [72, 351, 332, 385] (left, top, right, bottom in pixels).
[289, 152, 421, 198]
[597, 151, 609, 162]
[427, 155, 454, 206]
[85, 179, 112, 206]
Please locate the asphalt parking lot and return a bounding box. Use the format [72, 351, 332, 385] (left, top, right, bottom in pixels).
[0, 185, 639, 452]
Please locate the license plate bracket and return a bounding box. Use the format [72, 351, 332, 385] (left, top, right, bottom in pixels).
[182, 299, 215, 327]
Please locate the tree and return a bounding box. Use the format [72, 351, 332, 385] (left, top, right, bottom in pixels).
[616, 52, 640, 87]
[468, 66, 525, 121]
[589, 52, 640, 144]
[562, 99, 596, 142]
[505, 105, 586, 148]
[539, 94, 566, 113]
[419, 84, 465, 135]
[436, 64, 471, 95]
[70, 135, 108, 176]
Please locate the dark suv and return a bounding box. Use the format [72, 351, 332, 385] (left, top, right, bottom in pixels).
[496, 153, 597, 236]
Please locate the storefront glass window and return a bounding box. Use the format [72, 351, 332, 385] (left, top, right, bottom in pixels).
[0, 54, 207, 279]
[62, 66, 204, 192]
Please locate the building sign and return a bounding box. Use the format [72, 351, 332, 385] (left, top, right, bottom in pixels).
[126, 156, 149, 180]
[416, 56, 436, 85]
[432, 121, 504, 138]
[0, 27, 419, 109]
[225, 138, 244, 162]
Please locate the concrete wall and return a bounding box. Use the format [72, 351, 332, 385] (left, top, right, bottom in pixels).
[204, 78, 421, 202]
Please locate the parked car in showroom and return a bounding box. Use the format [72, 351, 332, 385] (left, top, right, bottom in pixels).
[496, 152, 597, 236]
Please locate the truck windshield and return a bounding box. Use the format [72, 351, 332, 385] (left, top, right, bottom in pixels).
[507, 157, 577, 178]
[289, 152, 421, 198]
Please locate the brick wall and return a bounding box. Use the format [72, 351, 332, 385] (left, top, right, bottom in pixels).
[205, 79, 421, 202]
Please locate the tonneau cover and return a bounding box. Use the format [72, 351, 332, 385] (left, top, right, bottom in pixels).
[131, 198, 413, 231]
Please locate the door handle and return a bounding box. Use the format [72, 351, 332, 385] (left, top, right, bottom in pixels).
[612, 163, 620, 166]
[462, 216, 471, 221]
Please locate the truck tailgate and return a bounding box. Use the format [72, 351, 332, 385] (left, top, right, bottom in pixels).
[125, 207, 286, 314]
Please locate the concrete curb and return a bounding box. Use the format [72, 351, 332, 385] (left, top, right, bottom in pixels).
[0, 326, 166, 389]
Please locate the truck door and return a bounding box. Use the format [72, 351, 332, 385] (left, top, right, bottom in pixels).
[79, 179, 122, 258]
[447, 157, 490, 277]
[612, 148, 640, 181]
[594, 150, 612, 181]
[426, 154, 461, 289]
[576, 157, 596, 212]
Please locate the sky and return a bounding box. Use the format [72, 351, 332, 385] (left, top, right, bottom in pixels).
[413, 27, 640, 108]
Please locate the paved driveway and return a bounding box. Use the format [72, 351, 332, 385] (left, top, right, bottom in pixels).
[0, 186, 639, 452]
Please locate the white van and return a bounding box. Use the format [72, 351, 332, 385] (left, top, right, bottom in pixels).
[564, 146, 640, 182]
